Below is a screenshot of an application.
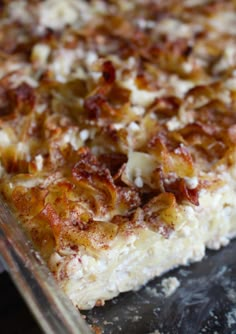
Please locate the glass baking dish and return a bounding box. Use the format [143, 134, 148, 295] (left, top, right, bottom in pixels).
[0, 196, 92, 334]
[1, 193, 236, 334]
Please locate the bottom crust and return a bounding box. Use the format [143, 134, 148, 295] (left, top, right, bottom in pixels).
[49, 174, 236, 310]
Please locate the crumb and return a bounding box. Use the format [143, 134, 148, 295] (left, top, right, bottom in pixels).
[161, 276, 180, 297]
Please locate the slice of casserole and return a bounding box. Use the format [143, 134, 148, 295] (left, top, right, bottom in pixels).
[0, 0, 236, 309]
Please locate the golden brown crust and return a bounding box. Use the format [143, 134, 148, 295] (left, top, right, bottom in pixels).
[0, 0, 236, 259]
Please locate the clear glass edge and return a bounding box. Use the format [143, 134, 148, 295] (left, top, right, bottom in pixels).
[0, 196, 92, 334]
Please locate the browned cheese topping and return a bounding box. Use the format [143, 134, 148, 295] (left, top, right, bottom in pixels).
[0, 0, 236, 259]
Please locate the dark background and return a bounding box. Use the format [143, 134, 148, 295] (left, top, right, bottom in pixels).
[0, 270, 42, 334]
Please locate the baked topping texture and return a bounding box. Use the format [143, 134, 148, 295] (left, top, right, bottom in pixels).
[0, 0, 236, 308]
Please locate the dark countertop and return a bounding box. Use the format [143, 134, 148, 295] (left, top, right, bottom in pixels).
[86, 239, 236, 334]
[1, 239, 236, 334]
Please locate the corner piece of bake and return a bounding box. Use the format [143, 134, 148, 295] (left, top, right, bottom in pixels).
[0, 0, 236, 309]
